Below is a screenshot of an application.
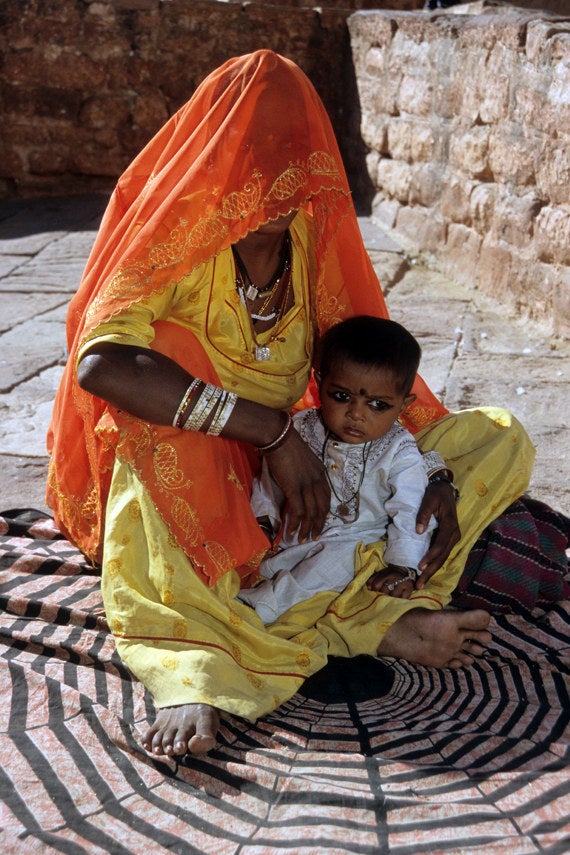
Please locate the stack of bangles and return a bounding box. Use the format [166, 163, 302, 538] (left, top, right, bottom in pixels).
[172, 379, 237, 436]
[172, 380, 295, 453]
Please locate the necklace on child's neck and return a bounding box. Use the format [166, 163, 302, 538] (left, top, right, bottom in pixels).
[321, 431, 372, 524]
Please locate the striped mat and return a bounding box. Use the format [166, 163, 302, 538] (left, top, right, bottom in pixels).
[1, 511, 569, 854]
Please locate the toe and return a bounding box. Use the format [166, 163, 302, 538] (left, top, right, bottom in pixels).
[188, 732, 217, 754]
[446, 652, 474, 668]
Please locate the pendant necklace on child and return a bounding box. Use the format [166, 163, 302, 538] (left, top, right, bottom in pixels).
[233, 233, 292, 362]
[322, 431, 372, 523]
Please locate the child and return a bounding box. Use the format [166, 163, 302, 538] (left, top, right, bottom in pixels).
[238, 315, 438, 625]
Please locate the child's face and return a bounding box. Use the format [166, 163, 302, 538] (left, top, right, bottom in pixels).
[318, 360, 415, 445]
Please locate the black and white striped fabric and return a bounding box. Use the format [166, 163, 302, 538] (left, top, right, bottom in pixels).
[1, 512, 569, 853]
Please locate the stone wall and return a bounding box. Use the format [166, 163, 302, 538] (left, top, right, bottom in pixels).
[0, 0, 422, 201]
[349, 5, 570, 337]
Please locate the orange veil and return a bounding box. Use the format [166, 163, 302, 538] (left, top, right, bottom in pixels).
[47, 49, 446, 574]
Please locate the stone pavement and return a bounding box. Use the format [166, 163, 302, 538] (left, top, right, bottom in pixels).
[0, 194, 568, 518]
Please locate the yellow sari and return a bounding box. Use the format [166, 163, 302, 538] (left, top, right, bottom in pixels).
[47, 50, 535, 722]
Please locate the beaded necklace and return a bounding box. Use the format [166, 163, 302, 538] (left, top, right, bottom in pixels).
[233, 233, 293, 361]
[321, 431, 372, 523]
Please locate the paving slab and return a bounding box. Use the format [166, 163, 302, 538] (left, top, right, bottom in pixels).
[0, 291, 69, 332]
[0, 454, 50, 513]
[0, 317, 67, 392]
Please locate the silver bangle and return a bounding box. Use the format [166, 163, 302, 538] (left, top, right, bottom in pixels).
[256, 413, 293, 454]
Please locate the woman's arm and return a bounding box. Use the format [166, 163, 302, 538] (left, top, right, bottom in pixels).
[78, 341, 330, 542]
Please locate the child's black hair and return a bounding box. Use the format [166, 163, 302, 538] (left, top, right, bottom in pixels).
[316, 315, 421, 396]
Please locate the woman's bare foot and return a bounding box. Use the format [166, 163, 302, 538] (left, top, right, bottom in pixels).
[142, 703, 220, 756]
[377, 608, 492, 668]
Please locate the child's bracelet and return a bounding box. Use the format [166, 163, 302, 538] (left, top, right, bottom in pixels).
[428, 472, 460, 502]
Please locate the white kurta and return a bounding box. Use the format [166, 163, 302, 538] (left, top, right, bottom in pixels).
[239, 408, 436, 624]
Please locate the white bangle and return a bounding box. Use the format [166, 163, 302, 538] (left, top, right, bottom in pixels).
[207, 390, 237, 436]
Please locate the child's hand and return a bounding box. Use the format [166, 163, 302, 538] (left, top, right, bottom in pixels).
[366, 565, 417, 599]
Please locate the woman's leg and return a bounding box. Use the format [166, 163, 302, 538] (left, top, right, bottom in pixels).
[101, 460, 331, 755]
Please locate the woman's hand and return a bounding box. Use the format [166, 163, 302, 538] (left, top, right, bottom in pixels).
[264, 430, 330, 543]
[415, 481, 460, 586]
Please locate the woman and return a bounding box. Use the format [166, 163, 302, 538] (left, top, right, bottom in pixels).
[47, 50, 565, 758]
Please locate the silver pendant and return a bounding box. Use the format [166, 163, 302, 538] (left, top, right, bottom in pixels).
[245, 283, 259, 301]
[255, 345, 271, 361]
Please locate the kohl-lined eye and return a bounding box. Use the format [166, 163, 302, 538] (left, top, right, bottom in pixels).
[329, 390, 352, 403]
[369, 399, 392, 412]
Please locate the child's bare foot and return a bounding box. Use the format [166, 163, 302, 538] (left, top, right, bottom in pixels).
[142, 703, 220, 756]
[377, 607, 491, 668]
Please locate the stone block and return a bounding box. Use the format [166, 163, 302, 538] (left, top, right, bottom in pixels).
[3, 83, 84, 120]
[487, 127, 537, 186]
[454, 80, 484, 126]
[449, 126, 491, 179]
[411, 123, 438, 162]
[512, 68, 550, 133]
[28, 151, 69, 176]
[359, 72, 400, 122]
[71, 139, 129, 177]
[469, 182, 497, 234]
[397, 74, 434, 118]
[361, 116, 387, 153]
[477, 239, 513, 303]
[395, 204, 445, 253]
[478, 44, 512, 125]
[371, 194, 400, 230]
[536, 145, 570, 206]
[440, 223, 481, 288]
[441, 178, 475, 226]
[409, 163, 444, 209]
[79, 95, 133, 130]
[386, 117, 438, 164]
[508, 259, 561, 326]
[387, 23, 432, 78]
[553, 268, 570, 339]
[375, 158, 412, 203]
[491, 192, 543, 248]
[132, 92, 169, 133]
[386, 117, 413, 162]
[534, 206, 570, 265]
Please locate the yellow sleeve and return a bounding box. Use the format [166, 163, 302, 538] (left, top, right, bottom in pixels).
[77, 281, 181, 362]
